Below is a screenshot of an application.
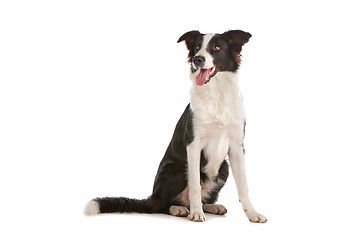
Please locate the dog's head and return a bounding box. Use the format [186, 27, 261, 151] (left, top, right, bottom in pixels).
[177, 30, 251, 86]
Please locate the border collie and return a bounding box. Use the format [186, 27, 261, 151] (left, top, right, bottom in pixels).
[84, 30, 267, 223]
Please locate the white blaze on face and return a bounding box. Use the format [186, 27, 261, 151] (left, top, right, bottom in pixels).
[195, 33, 215, 69]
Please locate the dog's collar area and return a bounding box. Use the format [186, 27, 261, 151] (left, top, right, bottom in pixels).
[195, 67, 218, 86]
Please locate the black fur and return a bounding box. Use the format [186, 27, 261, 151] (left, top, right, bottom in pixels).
[177, 31, 203, 63]
[95, 197, 152, 213]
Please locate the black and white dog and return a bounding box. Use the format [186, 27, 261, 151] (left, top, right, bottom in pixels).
[84, 30, 267, 223]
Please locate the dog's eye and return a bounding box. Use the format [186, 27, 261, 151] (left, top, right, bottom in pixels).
[213, 45, 220, 51]
[195, 45, 201, 51]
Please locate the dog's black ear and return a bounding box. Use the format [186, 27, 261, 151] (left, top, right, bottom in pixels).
[177, 30, 202, 62]
[177, 30, 201, 49]
[221, 30, 252, 53]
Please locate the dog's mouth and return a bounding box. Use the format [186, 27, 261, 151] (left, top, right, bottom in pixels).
[195, 67, 218, 86]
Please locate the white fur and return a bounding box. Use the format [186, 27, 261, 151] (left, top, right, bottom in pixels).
[84, 200, 100, 216]
[187, 37, 266, 222]
[187, 143, 206, 221]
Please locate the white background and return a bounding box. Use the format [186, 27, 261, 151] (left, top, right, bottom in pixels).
[1, 0, 360, 239]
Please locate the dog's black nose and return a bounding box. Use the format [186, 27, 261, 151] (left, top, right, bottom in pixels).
[192, 56, 205, 68]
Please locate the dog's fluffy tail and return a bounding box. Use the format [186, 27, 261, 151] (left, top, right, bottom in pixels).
[84, 197, 152, 215]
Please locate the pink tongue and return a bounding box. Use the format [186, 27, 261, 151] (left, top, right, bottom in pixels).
[196, 69, 211, 86]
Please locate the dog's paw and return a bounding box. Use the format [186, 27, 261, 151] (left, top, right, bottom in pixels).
[245, 210, 267, 223]
[190, 209, 206, 222]
[203, 204, 227, 215]
[169, 206, 190, 217]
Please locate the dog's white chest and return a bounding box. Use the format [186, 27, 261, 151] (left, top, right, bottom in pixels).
[202, 124, 230, 175]
[190, 71, 245, 175]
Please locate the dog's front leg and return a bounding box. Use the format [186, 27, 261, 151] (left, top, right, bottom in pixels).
[229, 142, 267, 223]
[187, 144, 206, 222]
